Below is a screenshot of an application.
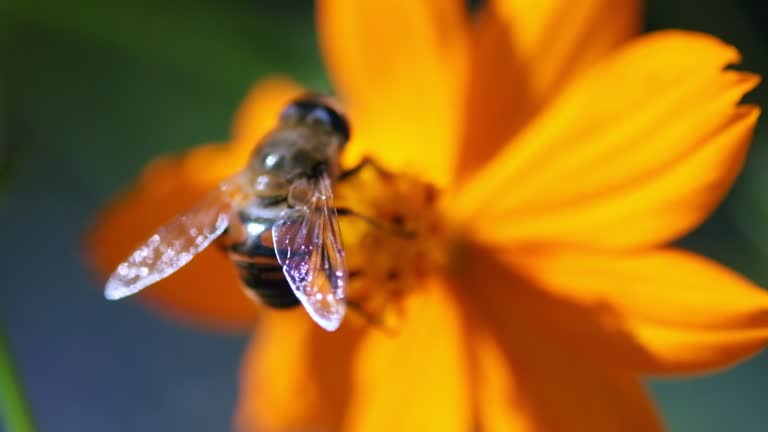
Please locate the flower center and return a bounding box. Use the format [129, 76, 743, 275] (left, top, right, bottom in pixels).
[335, 163, 446, 328]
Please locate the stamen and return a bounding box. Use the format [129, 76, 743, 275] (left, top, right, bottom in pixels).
[335, 163, 445, 327]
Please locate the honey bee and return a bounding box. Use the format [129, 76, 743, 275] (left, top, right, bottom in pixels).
[105, 94, 354, 331]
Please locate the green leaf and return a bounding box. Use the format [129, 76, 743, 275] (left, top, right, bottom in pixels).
[0, 326, 36, 432]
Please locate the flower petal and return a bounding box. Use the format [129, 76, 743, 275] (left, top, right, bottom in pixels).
[343, 279, 472, 432]
[509, 247, 768, 373]
[458, 0, 641, 178]
[469, 324, 661, 432]
[317, 0, 468, 186]
[491, 0, 641, 102]
[87, 77, 302, 330]
[463, 244, 768, 374]
[454, 31, 760, 250]
[460, 251, 660, 432]
[235, 309, 362, 431]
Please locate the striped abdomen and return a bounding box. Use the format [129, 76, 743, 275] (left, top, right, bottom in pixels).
[225, 210, 300, 309]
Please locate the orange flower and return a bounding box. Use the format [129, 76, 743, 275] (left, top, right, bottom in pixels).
[88, 1, 768, 431]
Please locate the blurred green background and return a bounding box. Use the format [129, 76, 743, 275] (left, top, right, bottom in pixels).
[1, 0, 767, 431]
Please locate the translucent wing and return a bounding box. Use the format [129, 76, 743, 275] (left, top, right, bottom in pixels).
[104, 172, 252, 300]
[272, 174, 347, 331]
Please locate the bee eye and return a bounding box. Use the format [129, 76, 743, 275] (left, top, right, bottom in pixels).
[305, 107, 333, 128]
[283, 97, 351, 144]
[279, 103, 303, 123]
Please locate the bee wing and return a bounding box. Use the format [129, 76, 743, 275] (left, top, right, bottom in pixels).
[104, 172, 252, 300]
[272, 174, 347, 331]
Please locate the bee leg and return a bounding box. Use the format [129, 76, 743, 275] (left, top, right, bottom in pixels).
[345, 270, 381, 328]
[339, 157, 392, 182]
[335, 207, 416, 238]
[346, 299, 396, 334]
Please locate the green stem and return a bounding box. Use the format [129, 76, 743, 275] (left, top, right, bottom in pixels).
[0, 326, 36, 432]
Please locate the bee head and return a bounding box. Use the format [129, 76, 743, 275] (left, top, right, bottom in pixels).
[279, 94, 350, 145]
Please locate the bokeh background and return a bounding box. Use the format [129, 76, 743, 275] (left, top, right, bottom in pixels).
[1, 0, 768, 431]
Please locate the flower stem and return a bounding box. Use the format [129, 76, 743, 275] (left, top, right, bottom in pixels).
[0, 326, 36, 432]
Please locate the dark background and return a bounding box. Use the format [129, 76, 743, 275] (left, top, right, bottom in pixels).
[1, 0, 767, 430]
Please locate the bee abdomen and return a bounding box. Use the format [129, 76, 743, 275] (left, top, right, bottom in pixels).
[228, 243, 300, 309]
[224, 209, 300, 309]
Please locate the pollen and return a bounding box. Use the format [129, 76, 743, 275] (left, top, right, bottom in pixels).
[334, 163, 446, 329]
